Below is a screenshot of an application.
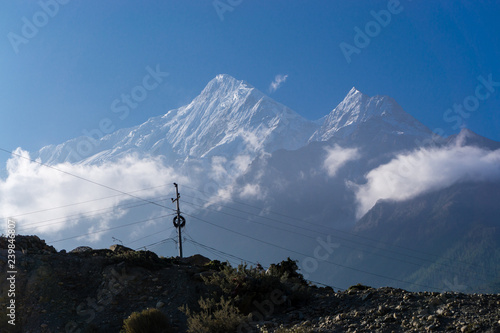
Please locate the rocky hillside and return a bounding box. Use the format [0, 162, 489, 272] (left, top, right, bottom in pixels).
[1, 236, 499, 333]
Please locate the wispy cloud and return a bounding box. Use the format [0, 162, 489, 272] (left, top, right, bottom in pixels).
[353, 145, 500, 218]
[210, 156, 228, 182]
[239, 183, 265, 200]
[268, 74, 289, 93]
[323, 145, 360, 177]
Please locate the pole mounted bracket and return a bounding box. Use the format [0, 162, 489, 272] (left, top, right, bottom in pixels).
[172, 182, 184, 258]
[173, 215, 186, 228]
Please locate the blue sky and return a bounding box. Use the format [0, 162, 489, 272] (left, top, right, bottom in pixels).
[1, 0, 499, 170]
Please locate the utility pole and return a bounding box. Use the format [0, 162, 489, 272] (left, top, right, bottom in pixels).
[171, 183, 185, 258]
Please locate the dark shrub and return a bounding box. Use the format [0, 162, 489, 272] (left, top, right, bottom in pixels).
[122, 308, 172, 333]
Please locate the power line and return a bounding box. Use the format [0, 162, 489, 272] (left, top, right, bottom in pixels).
[0, 147, 174, 212]
[182, 231, 204, 258]
[32, 179, 487, 291]
[182, 198, 444, 272]
[181, 184, 494, 277]
[1, 183, 174, 221]
[182, 199, 441, 275]
[183, 212, 442, 291]
[20, 189, 491, 285]
[182, 198, 320, 240]
[130, 230, 345, 290]
[180, 193, 496, 283]
[181, 231, 344, 290]
[47, 213, 176, 244]
[135, 237, 176, 251]
[19, 195, 175, 231]
[184, 237, 257, 266]
[125, 226, 175, 246]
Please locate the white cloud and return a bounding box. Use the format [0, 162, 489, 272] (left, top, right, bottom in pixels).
[354, 145, 500, 219]
[210, 156, 228, 181]
[268, 74, 288, 93]
[237, 129, 264, 153]
[0, 148, 185, 241]
[203, 185, 234, 208]
[233, 154, 252, 174]
[323, 145, 360, 177]
[239, 183, 264, 200]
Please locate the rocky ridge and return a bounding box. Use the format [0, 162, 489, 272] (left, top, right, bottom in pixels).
[264, 285, 500, 332]
[1, 236, 499, 333]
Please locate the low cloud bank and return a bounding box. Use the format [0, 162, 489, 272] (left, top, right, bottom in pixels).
[354, 145, 500, 218]
[0, 149, 183, 240]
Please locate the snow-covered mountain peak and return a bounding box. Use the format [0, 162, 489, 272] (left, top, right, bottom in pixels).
[310, 88, 432, 142]
[446, 128, 500, 150]
[36, 74, 319, 166]
[346, 86, 362, 98]
[197, 74, 254, 101]
[159, 74, 317, 158]
[36, 77, 434, 170]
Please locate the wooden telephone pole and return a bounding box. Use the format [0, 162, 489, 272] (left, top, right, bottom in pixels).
[171, 183, 185, 258]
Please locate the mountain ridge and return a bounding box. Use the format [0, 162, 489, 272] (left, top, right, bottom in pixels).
[37, 74, 319, 165]
[310, 87, 433, 142]
[36, 74, 435, 168]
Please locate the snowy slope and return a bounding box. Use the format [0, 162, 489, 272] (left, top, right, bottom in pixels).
[310, 87, 432, 142]
[37, 83, 433, 169]
[159, 74, 318, 159]
[37, 74, 318, 166]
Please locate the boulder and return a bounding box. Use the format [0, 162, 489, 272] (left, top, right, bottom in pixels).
[109, 244, 134, 253]
[181, 254, 211, 266]
[69, 246, 93, 253]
